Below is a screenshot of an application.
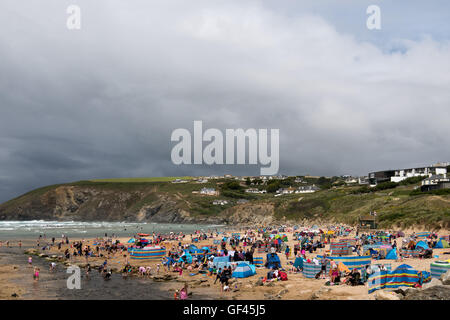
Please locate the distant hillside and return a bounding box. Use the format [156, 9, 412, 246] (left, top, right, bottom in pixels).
[0, 177, 449, 229]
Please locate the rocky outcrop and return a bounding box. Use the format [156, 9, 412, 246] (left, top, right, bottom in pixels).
[223, 203, 276, 225]
[440, 270, 450, 285]
[0, 185, 224, 223]
[375, 291, 401, 300]
[403, 285, 450, 300]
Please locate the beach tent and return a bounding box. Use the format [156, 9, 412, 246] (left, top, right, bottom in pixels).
[127, 238, 136, 244]
[178, 252, 193, 264]
[434, 239, 449, 249]
[430, 261, 450, 279]
[265, 253, 282, 269]
[415, 241, 429, 250]
[385, 248, 398, 260]
[293, 257, 304, 270]
[232, 262, 256, 278]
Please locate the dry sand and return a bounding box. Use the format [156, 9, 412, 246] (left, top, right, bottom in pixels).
[11, 227, 445, 300]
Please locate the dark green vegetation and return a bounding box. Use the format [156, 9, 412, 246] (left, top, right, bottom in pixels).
[0, 176, 449, 229]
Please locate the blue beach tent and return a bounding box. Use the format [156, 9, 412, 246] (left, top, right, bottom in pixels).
[385, 248, 398, 260]
[232, 262, 256, 278]
[415, 241, 429, 250]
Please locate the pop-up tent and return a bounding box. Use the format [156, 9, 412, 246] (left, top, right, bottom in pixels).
[434, 239, 449, 248]
[415, 241, 429, 250]
[127, 238, 136, 243]
[385, 248, 398, 260]
[265, 253, 281, 269]
[232, 262, 256, 278]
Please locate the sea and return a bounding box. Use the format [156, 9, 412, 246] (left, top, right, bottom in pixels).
[0, 220, 225, 240]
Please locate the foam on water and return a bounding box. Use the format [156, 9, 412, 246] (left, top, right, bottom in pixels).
[0, 220, 224, 239]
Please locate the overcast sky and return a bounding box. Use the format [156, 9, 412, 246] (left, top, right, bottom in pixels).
[1, 1, 450, 202]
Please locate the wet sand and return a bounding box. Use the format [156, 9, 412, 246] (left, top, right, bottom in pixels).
[0, 244, 219, 300]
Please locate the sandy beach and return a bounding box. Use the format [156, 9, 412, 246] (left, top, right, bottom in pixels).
[1, 225, 448, 300]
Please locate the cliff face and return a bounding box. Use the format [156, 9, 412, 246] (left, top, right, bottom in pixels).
[1, 182, 449, 229]
[0, 185, 256, 224]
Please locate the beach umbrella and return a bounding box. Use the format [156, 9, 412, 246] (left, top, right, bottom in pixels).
[232, 262, 255, 278]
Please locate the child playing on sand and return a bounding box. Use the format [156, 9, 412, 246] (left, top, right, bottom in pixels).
[33, 267, 40, 281]
[179, 283, 188, 300]
[28, 256, 32, 266]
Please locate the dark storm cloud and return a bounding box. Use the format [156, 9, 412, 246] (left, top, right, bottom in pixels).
[0, 0, 450, 202]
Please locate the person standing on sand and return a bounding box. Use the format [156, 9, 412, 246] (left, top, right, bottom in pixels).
[28, 256, 32, 266]
[33, 267, 40, 281]
[285, 246, 290, 260]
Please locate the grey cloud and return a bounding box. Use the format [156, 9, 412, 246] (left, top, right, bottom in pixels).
[0, 1, 449, 202]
